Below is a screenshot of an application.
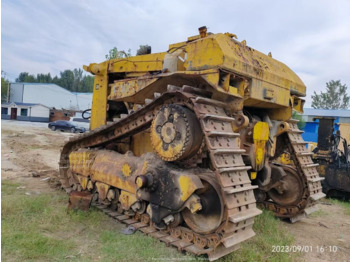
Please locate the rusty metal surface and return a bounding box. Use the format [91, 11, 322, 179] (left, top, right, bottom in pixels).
[59, 89, 324, 260]
[258, 120, 325, 219]
[59, 90, 262, 260]
[181, 174, 224, 234]
[150, 104, 203, 161]
[68, 191, 93, 211]
[267, 166, 304, 206]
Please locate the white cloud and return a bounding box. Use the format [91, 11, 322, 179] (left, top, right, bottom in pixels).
[2, 0, 350, 108]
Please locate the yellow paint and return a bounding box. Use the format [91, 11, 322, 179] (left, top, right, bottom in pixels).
[153, 134, 183, 159]
[120, 190, 137, 210]
[228, 85, 238, 95]
[77, 175, 88, 190]
[339, 123, 350, 150]
[280, 153, 292, 165]
[87, 62, 109, 130]
[122, 163, 132, 177]
[93, 171, 136, 194]
[317, 165, 326, 176]
[141, 161, 148, 174]
[131, 131, 153, 156]
[109, 78, 158, 100]
[189, 199, 202, 213]
[84, 30, 306, 130]
[69, 150, 95, 176]
[95, 181, 110, 200]
[136, 176, 144, 188]
[253, 122, 269, 141]
[109, 53, 166, 73]
[90, 151, 139, 194]
[291, 96, 305, 114]
[250, 171, 257, 180]
[185, 36, 224, 70]
[255, 147, 264, 167]
[307, 142, 318, 152]
[151, 124, 184, 159]
[197, 69, 219, 87]
[253, 122, 269, 170]
[178, 175, 197, 202]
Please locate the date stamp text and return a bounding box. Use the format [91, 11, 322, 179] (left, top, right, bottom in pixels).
[272, 245, 338, 253]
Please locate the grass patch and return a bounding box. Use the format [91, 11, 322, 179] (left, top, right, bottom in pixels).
[220, 210, 296, 262]
[1, 180, 20, 195]
[1, 180, 192, 262]
[99, 231, 194, 261]
[2, 181, 76, 261]
[1, 180, 108, 261]
[2, 180, 296, 261]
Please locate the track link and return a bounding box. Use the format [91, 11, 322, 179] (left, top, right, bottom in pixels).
[192, 97, 262, 254]
[260, 119, 325, 221]
[59, 90, 261, 260]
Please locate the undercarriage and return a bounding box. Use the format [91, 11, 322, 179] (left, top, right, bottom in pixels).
[59, 86, 324, 260]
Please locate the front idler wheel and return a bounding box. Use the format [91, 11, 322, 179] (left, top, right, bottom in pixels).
[268, 166, 304, 206]
[182, 175, 224, 234]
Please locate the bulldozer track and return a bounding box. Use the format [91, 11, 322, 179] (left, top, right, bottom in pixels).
[259, 119, 325, 221]
[59, 90, 262, 260]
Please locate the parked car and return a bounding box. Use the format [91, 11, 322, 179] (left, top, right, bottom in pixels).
[48, 120, 86, 133]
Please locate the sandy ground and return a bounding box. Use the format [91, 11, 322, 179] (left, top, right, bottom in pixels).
[1, 120, 73, 193]
[1, 120, 349, 262]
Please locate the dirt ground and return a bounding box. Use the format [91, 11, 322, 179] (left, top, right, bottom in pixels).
[1, 120, 349, 262]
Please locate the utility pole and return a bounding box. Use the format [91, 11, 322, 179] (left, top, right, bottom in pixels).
[7, 81, 10, 103]
[2, 71, 10, 102]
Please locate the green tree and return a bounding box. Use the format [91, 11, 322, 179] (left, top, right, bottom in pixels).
[52, 76, 60, 85]
[81, 75, 94, 92]
[14, 69, 94, 93]
[1, 76, 10, 102]
[16, 72, 36, 82]
[36, 73, 52, 83]
[73, 68, 83, 92]
[59, 70, 75, 91]
[105, 47, 131, 60]
[311, 80, 350, 109]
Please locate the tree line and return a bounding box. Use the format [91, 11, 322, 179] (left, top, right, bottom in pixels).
[15, 68, 94, 93]
[2, 46, 151, 102]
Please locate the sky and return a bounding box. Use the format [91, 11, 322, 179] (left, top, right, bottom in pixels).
[1, 0, 350, 107]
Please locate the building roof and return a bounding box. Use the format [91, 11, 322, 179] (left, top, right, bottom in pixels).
[10, 82, 92, 110]
[1, 102, 50, 109]
[303, 108, 350, 118]
[10, 82, 60, 85]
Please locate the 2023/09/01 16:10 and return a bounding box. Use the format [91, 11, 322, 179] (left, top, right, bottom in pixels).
[272, 245, 338, 253]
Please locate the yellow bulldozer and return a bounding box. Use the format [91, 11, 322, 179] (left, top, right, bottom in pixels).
[60, 27, 325, 260]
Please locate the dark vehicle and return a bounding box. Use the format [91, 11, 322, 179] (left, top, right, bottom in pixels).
[312, 117, 350, 200]
[48, 120, 86, 133]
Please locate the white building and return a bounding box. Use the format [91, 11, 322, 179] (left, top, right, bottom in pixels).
[1, 102, 50, 122]
[9, 83, 92, 111]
